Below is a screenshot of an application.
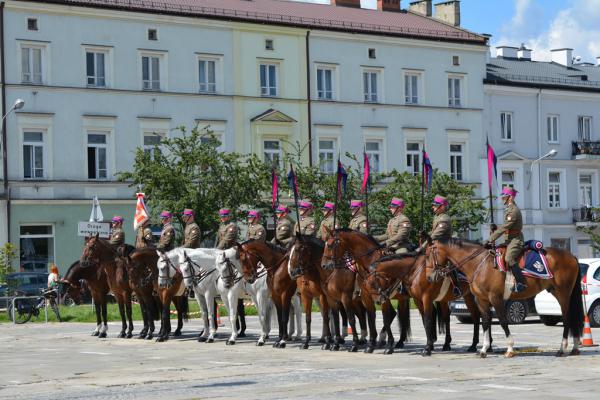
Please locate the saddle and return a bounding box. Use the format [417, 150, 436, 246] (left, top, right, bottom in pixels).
[495, 240, 552, 279]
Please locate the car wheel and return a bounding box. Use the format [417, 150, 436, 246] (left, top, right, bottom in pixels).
[455, 316, 473, 324]
[589, 301, 600, 328]
[506, 300, 527, 324]
[540, 315, 561, 326]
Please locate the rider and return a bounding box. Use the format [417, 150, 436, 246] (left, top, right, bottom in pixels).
[182, 208, 201, 248]
[483, 186, 526, 293]
[271, 204, 295, 248]
[157, 211, 176, 252]
[109, 216, 126, 251]
[375, 197, 412, 254]
[135, 218, 155, 249]
[348, 199, 369, 233]
[294, 200, 317, 236]
[316, 201, 339, 241]
[246, 210, 266, 242]
[216, 208, 238, 250]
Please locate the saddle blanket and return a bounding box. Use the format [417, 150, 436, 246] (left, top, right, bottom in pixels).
[495, 241, 552, 279]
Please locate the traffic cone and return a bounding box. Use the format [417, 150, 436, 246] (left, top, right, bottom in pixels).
[581, 315, 597, 347]
[347, 325, 353, 335]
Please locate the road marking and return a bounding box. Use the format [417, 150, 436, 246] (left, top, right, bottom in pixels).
[481, 384, 534, 391]
[390, 376, 437, 382]
[79, 351, 111, 355]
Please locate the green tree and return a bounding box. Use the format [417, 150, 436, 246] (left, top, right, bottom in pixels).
[577, 211, 600, 254]
[0, 243, 16, 284]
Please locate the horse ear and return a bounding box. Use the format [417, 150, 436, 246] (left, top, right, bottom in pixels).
[156, 250, 162, 257]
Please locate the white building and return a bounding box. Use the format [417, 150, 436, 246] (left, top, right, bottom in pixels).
[483, 46, 600, 258]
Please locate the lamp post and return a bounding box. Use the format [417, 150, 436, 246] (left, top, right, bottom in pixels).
[2, 98, 25, 183]
[1, 98, 25, 123]
[526, 149, 558, 189]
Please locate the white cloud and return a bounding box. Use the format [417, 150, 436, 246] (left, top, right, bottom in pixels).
[496, 0, 600, 63]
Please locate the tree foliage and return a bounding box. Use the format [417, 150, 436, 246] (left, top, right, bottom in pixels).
[0, 243, 16, 284]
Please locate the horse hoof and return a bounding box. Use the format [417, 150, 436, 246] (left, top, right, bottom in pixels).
[279, 342, 286, 349]
[118, 332, 126, 338]
[207, 338, 214, 344]
[156, 337, 164, 343]
[467, 345, 477, 353]
[358, 338, 367, 346]
[555, 350, 565, 357]
[331, 344, 340, 351]
[505, 351, 516, 358]
[137, 334, 146, 339]
[364, 346, 375, 354]
[321, 343, 331, 351]
[273, 342, 280, 348]
[226, 340, 235, 346]
[126, 333, 133, 339]
[172, 330, 182, 337]
[384, 348, 394, 355]
[318, 337, 326, 344]
[421, 349, 432, 357]
[442, 344, 452, 352]
[301, 343, 309, 350]
[479, 351, 487, 358]
[395, 341, 404, 349]
[198, 336, 208, 343]
[145, 334, 153, 340]
[91, 331, 100, 337]
[257, 341, 265, 347]
[238, 332, 247, 338]
[377, 341, 386, 349]
[348, 345, 359, 353]
[98, 332, 107, 339]
[570, 348, 581, 356]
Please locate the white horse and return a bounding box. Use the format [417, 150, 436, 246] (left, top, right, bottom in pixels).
[217, 247, 273, 346]
[178, 248, 220, 343]
[214, 249, 247, 345]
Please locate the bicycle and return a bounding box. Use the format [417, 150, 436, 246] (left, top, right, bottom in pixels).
[7, 288, 62, 324]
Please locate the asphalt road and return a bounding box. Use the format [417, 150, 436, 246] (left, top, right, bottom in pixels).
[0, 313, 599, 400]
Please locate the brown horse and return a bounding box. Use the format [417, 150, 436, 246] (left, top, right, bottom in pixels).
[80, 236, 135, 338]
[430, 239, 584, 357]
[62, 260, 110, 337]
[366, 253, 487, 355]
[322, 228, 412, 353]
[155, 248, 190, 342]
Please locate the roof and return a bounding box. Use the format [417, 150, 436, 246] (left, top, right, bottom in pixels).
[486, 57, 600, 93]
[20, 0, 486, 44]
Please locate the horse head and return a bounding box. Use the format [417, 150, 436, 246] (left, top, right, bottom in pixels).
[321, 230, 344, 271]
[365, 270, 394, 305]
[80, 234, 102, 268]
[288, 235, 313, 279]
[238, 243, 262, 284]
[156, 249, 174, 289]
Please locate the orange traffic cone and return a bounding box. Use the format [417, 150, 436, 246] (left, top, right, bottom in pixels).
[581, 315, 597, 347]
[347, 325, 353, 335]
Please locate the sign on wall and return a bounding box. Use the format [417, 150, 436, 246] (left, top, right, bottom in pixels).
[77, 221, 111, 238]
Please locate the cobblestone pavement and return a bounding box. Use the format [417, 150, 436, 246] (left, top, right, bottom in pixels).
[0, 313, 598, 400]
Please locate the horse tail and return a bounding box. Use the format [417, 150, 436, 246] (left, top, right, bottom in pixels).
[435, 302, 446, 335]
[179, 296, 190, 322]
[567, 257, 584, 339]
[397, 298, 411, 342]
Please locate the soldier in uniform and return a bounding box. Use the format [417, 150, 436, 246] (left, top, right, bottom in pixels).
[182, 208, 201, 248]
[483, 186, 526, 293]
[108, 216, 125, 250]
[374, 197, 412, 254]
[271, 205, 295, 248]
[135, 219, 155, 249]
[348, 199, 369, 233]
[317, 201, 339, 241]
[216, 208, 238, 250]
[157, 211, 176, 252]
[246, 210, 266, 242]
[294, 201, 317, 237]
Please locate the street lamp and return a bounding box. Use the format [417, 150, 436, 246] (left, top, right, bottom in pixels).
[2, 98, 25, 121]
[526, 149, 558, 189]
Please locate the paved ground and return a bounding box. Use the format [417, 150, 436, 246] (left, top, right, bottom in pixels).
[0, 313, 599, 400]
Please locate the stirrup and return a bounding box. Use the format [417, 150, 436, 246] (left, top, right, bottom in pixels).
[452, 286, 462, 299]
[512, 283, 527, 293]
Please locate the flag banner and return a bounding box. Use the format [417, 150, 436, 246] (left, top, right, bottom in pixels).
[361, 151, 370, 194]
[337, 160, 348, 198]
[287, 164, 299, 201]
[423, 150, 433, 191]
[133, 193, 150, 230]
[89, 195, 104, 222]
[486, 138, 498, 191]
[271, 168, 279, 210]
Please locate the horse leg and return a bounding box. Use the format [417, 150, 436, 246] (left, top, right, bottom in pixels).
[273, 302, 283, 348]
[157, 298, 171, 342]
[117, 299, 127, 338]
[255, 291, 268, 346]
[463, 291, 480, 352]
[279, 297, 293, 348]
[381, 301, 396, 355]
[318, 294, 332, 348]
[196, 291, 209, 342]
[341, 294, 359, 352]
[490, 297, 515, 358]
[226, 292, 239, 345]
[294, 294, 303, 341]
[174, 295, 187, 337]
[125, 293, 134, 338]
[236, 298, 247, 337]
[421, 300, 435, 356]
[92, 296, 102, 336]
[554, 288, 578, 357]
[440, 302, 452, 351]
[364, 307, 377, 353]
[137, 298, 149, 339]
[353, 299, 368, 345]
[396, 297, 411, 349]
[477, 300, 493, 358]
[301, 294, 312, 349]
[340, 306, 348, 339]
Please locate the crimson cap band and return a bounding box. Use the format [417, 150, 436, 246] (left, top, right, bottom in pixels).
[432, 195, 449, 207]
[182, 208, 195, 216]
[248, 210, 260, 218]
[219, 208, 231, 216]
[111, 216, 124, 223]
[298, 201, 313, 209]
[390, 197, 405, 208]
[501, 186, 518, 197]
[160, 211, 172, 219]
[322, 202, 335, 211]
[276, 205, 290, 213]
[350, 199, 364, 208]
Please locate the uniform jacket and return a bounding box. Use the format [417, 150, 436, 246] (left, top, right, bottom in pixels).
[272, 216, 295, 246]
[375, 213, 412, 249]
[317, 216, 339, 241]
[135, 226, 155, 249]
[183, 222, 201, 248]
[430, 213, 452, 241]
[109, 227, 125, 246]
[216, 222, 238, 249]
[349, 213, 368, 234]
[157, 223, 176, 251]
[247, 223, 266, 242]
[294, 216, 316, 236]
[489, 203, 524, 243]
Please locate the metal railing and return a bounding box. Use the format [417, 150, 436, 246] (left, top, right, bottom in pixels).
[1, 295, 49, 324]
[573, 207, 600, 223]
[572, 141, 600, 156]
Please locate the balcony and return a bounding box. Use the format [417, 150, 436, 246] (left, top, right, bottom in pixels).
[572, 141, 600, 160]
[573, 207, 600, 224]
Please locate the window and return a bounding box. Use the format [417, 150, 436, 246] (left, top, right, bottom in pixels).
[86, 51, 106, 87]
[263, 140, 282, 168]
[27, 18, 38, 31]
[406, 142, 421, 175]
[548, 171, 562, 208]
[143, 133, 162, 158]
[20, 225, 54, 273]
[501, 112, 513, 141]
[579, 173, 593, 207]
[316, 67, 334, 100]
[260, 63, 278, 97]
[318, 139, 336, 174]
[23, 131, 44, 179]
[448, 76, 462, 107]
[265, 39, 274, 50]
[551, 238, 570, 250]
[501, 170, 515, 189]
[198, 59, 216, 93]
[449, 143, 463, 181]
[404, 73, 419, 104]
[142, 55, 160, 90]
[547, 115, 559, 143]
[368, 48, 376, 59]
[21, 45, 43, 84]
[366, 140, 382, 173]
[87, 132, 108, 180]
[452, 55, 460, 66]
[148, 29, 158, 41]
[363, 70, 379, 103]
[578, 116, 592, 140]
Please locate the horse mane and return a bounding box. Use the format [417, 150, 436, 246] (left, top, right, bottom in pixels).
[377, 253, 418, 263]
[334, 228, 383, 249]
[291, 235, 325, 251]
[448, 238, 483, 248]
[241, 239, 286, 253]
[64, 260, 82, 280]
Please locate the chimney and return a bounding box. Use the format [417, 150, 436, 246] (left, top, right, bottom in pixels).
[409, 0, 432, 16]
[434, 1, 460, 27]
[496, 46, 518, 59]
[377, 0, 402, 12]
[551, 48, 573, 67]
[596, 57, 600, 67]
[517, 43, 532, 61]
[331, 0, 361, 8]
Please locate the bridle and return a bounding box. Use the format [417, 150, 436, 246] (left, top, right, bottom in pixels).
[181, 253, 215, 287]
[218, 254, 243, 289]
[81, 238, 118, 268]
[366, 256, 423, 303]
[239, 247, 276, 284]
[429, 242, 492, 282]
[322, 234, 382, 284]
[158, 253, 177, 288]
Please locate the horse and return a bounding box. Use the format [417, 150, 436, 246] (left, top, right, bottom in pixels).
[80, 236, 134, 338]
[321, 228, 412, 353]
[237, 240, 302, 348]
[179, 248, 220, 343]
[215, 248, 248, 345]
[156, 248, 191, 342]
[123, 248, 162, 340]
[429, 238, 584, 357]
[62, 260, 110, 337]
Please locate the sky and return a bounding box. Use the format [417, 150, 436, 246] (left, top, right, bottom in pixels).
[291, 0, 600, 63]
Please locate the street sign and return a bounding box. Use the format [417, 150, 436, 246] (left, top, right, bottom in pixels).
[78, 221, 111, 238]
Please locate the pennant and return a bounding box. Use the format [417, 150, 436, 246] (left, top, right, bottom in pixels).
[89, 195, 104, 222]
[287, 164, 299, 201]
[423, 150, 433, 191]
[337, 159, 348, 198]
[486, 138, 498, 191]
[361, 151, 370, 194]
[133, 193, 150, 230]
[271, 168, 279, 210]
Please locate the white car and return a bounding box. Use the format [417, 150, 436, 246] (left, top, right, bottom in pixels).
[534, 258, 600, 327]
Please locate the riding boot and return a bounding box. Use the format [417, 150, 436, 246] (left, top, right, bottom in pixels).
[450, 270, 462, 299]
[236, 298, 246, 336]
[510, 264, 527, 293]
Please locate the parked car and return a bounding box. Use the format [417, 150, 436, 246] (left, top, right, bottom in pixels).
[535, 259, 599, 327]
[450, 297, 537, 325]
[0, 272, 49, 307]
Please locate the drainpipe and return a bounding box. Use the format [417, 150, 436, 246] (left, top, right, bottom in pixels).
[0, 1, 10, 243]
[305, 30, 313, 166]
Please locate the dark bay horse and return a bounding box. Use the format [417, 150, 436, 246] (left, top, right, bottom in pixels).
[155, 249, 190, 342]
[80, 236, 134, 338]
[322, 228, 412, 353]
[62, 260, 110, 337]
[430, 239, 584, 357]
